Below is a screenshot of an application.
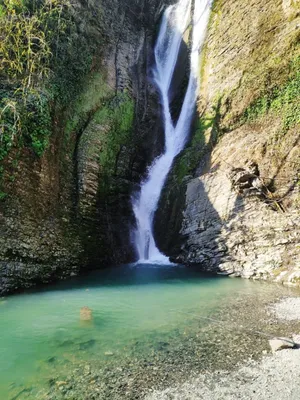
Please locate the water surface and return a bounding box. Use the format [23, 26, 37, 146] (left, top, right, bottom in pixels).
[1, 264, 299, 399]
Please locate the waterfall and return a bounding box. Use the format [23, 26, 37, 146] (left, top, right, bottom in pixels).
[132, 0, 212, 263]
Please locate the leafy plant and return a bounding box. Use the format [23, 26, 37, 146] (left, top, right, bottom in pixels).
[0, 0, 70, 91]
[0, 190, 7, 200]
[0, 0, 78, 197]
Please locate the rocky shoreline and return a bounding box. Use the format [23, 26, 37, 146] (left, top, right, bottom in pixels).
[147, 297, 300, 400]
[146, 337, 300, 400]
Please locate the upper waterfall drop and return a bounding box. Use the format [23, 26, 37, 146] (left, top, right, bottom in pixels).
[132, 0, 212, 263]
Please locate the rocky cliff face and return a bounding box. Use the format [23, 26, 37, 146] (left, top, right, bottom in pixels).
[73, 0, 172, 267]
[1, 0, 299, 295]
[157, 0, 300, 285]
[0, 0, 173, 294]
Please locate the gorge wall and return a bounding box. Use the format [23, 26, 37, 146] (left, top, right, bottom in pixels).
[1, 0, 299, 295]
[0, 0, 174, 294]
[156, 0, 300, 285]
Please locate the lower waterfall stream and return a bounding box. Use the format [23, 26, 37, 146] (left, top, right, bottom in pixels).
[132, 0, 212, 262]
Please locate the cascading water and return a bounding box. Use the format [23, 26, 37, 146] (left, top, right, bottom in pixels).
[132, 0, 212, 263]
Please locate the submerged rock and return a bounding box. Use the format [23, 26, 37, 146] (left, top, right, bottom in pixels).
[80, 306, 93, 321]
[47, 356, 57, 364]
[79, 339, 96, 350]
[104, 351, 114, 356]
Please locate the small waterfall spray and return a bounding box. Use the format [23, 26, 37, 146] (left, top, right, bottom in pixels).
[132, 0, 212, 263]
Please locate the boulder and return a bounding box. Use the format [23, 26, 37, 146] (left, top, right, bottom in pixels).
[80, 306, 93, 321]
[268, 337, 295, 353]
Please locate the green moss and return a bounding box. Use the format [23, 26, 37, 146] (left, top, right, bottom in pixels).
[23, 92, 52, 156]
[209, 0, 223, 29]
[242, 56, 300, 132]
[173, 108, 219, 183]
[64, 73, 111, 142]
[0, 191, 7, 201]
[199, 42, 208, 83]
[94, 92, 135, 193]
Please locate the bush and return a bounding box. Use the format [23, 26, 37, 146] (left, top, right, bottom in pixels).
[0, 0, 72, 160]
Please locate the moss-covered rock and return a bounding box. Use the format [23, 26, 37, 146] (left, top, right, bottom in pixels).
[0, 0, 174, 294]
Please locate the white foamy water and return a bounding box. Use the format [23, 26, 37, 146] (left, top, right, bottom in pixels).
[132, 0, 212, 263]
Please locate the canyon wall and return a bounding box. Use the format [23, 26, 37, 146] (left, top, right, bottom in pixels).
[1, 0, 299, 294]
[157, 0, 300, 285]
[0, 0, 173, 294]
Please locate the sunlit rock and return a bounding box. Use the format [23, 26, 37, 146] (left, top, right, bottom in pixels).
[268, 337, 295, 353]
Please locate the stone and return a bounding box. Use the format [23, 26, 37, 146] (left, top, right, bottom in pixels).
[79, 339, 96, 350]
[56, 381, 67, 387]
[80, 306, 93, 321]
[268, 337, 295, 353]
[217, 271, 233, 276]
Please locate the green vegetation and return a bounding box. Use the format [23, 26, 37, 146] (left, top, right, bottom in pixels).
[0, 0, 69, 159]
[94, 92, 134, 192]
[0, 90, 52, 159]
[243, 56, 300, 131]
[0, 0, 97, 197]
[208, 0, 223, 30]
[64, 73, 111, 146]
[0, 190, 7, 200]
[173, 110, 218, 183]
[75, 90, 134, 198]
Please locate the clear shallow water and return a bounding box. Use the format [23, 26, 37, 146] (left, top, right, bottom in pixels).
[1, 264, 299, 399]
